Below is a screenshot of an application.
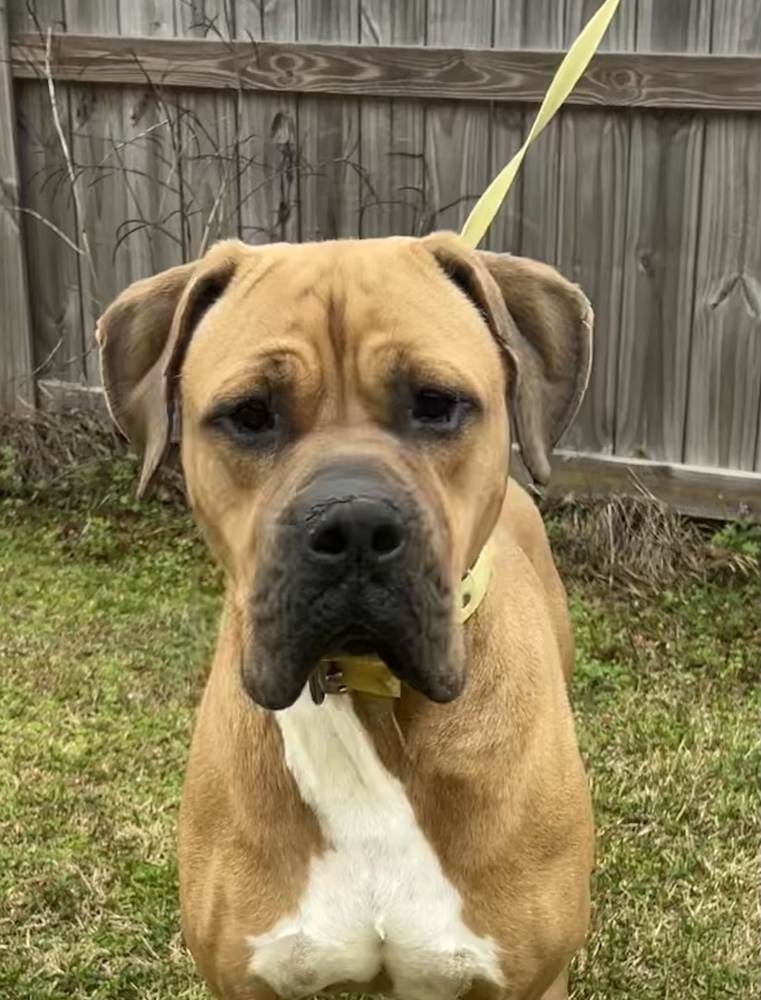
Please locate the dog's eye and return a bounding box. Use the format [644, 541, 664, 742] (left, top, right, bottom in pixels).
[411, 389, 463, 430]
[211, 397, 278, 445]
[229, 400, 275, 435]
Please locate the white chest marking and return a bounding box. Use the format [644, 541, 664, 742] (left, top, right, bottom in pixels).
[248, 691, 504, 1000]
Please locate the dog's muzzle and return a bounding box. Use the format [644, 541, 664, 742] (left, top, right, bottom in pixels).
[242, 464, 462, 710]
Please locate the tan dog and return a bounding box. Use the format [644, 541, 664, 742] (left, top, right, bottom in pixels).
[96, 233, 595, 1000]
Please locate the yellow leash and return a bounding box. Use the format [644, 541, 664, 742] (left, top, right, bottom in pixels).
[460, 0, 622, 249]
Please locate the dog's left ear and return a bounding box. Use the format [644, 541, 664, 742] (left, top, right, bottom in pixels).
[423, 233, 593, 485]
[96, 240, 247, 497]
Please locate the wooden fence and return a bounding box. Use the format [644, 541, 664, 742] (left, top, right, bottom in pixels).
[1, 0, 760, 519]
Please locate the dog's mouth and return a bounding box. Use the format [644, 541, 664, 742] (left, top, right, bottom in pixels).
[325, 626, 383, 658]
[244, 572, 463, 711]
[302, 588, 427, 687]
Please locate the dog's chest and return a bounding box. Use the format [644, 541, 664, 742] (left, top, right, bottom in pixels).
[247, 692, 503, 1000]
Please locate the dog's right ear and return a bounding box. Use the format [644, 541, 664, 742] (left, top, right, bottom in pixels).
[95, 240, 247, 498]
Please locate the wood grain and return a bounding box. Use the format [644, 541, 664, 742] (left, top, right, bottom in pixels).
[173, 2, 240, 255]
[425, 0, 493, 234]
[117, 1, 184, 276]
[486, 1, 531, 256]
[178, 87, 240, 252]
[684, 0, 761, 472]
[14, 111, 87, 383]
[498, 1, 564, 265]
[9, 33, 761, 111]
[612, 0, 712, 465]
[64, 3, 185, 387]
[711, 0, 761, 53]
[236, 0, 300, 244]
[11, 1, 86, 388]
[358, 1, 426, 238]
[7, 0, 62, 33]
[297, 1, 360, 241]
[65, 2, 132, 388]
[553, 0, 635, 455]
[175, 0, 232, 38]
[716, 0, 761, 469]
[0, 0, 34, 409]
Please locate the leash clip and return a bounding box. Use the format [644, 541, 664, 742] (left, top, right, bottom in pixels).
[309, 662, 347, 705]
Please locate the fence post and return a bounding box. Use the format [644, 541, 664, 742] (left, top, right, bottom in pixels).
[0, 0, 34, 411]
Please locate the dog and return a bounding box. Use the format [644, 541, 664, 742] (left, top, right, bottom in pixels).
[95, 232, 595, 1000]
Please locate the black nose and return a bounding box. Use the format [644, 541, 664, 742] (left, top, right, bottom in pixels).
[300, 469, 406, 569]
[308, 497, 405, 564]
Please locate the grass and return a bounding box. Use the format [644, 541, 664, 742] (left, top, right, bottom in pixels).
[0, 495, 758, 1000]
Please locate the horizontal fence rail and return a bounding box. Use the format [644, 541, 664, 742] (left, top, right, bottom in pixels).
[8, 34, 761, 111]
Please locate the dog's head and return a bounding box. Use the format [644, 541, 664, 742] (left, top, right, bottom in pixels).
[96, 234, 592, 709]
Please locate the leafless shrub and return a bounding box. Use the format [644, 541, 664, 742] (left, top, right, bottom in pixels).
[539, 493, 759, 590]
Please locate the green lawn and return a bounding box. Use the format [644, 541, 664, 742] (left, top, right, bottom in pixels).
[0, 502, 757, 999]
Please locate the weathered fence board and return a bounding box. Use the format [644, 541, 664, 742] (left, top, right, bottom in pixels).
[15, 84, 86, 384]
[484, 0, 525, 259]
[358, 0, 426, 238]
[425, 0, 492, 233]
[514, 450, 761, 522]
[64, 0, 186, 388]
[614, 0, 711, 465]
[11, 1, 86, 387]
[298, 1, 360, 241]
[555, 0, 636, 456]
[121, 0, 184, 278]
[685, 115, 761, 470]
[176, 0, 240, 255]
[0, 0, 34, 409]
[236, 0, 300, 244]
[3, 0, 761, 518]
[10, 35, 761, 110]
[685, 0, 761, 471]
[510, 0, 564, 268]
[65, 0, 124, 372]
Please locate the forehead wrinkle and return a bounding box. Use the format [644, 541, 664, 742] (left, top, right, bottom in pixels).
[284, 258, 349, 400]
[190, 336, 322, 409]
[335, 270, 382, 408]
[234, 255, 282, 301]
[351, 293, 497, 403]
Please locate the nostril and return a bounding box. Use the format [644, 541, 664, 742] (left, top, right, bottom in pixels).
[310, 522, 348, 557]
[372, 521, 404, 557]
[304, 495, 406, 565]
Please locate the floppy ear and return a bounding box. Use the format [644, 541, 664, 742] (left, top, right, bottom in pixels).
[422, 233, 593, 485]
[95, 239, 247, 498]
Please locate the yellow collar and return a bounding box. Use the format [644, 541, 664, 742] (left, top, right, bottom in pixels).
[311, 540, 495, 703]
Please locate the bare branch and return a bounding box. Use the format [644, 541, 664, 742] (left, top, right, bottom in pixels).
[43, 27, 98, 304]
[15, 207, 85, 256]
